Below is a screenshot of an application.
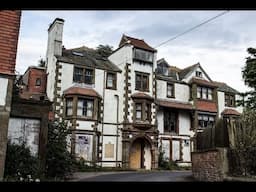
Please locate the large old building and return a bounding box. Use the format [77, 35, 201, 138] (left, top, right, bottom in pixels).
[45, 18, 243, 169]
[0, 10, 21, 180]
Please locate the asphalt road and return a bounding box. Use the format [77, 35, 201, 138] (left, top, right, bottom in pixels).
[77, 171, 193, 182]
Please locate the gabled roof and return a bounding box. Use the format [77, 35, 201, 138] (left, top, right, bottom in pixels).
[179, 63, 212, 82]
[179, 63, 200, 80]
[156, 58, 181, 81]
[119, 35, 156, 52]
[56, 46, 121, 72]
[214, 81, 239, 94]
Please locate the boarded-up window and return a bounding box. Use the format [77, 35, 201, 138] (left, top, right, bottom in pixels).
[105, 142, 114, 158]
[76, 135, 92, 161]
[172, 140, 180, 161]
[8, 118, 40, 156]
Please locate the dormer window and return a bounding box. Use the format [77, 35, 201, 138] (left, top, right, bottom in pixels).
[133, 48, 153, 63]
[196, 71, 202, 78]
[72, 51, 84, 57]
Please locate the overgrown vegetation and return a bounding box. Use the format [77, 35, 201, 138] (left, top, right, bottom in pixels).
[4, 142, 40, 181]
[96, 44, 113, 58]
[158, 147, 181, 170]
[228, 109, 256, 177]
[45, 120, 73, 180]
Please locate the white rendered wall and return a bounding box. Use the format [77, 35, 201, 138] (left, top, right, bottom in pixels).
[156, 79, 190, 102]
[157, 110, 164, 134]
[179, 111, 193, 136]
[0, 77, 8, 106]
[183, 65, 211, 83]
[144, 143, 152, 170]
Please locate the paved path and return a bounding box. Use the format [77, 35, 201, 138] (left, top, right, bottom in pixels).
[70, 170, 193, 182]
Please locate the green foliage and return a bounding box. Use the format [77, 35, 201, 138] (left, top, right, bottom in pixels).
[158, 147, 179, 170]
[238, 47, 256, 109]
[38, 58, 46, 67]
[96, 44, 113, 58]
[4, 142, 40, 181]
[233, 109, 256, 149]
[45, 121, 73, 179]
[228, 109, 256, 176]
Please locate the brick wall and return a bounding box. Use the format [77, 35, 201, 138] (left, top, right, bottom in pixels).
[0, 10, 21, 75]
[27, 68, 47, 93]
[191, 148, 228, 181]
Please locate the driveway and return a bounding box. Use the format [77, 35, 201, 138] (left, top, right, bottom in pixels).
[71, 170, 193, 182]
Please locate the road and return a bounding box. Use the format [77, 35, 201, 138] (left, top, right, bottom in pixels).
[74, 170, 193, 182]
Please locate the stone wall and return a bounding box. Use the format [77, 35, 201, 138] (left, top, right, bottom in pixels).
[191, 148, 228, 181]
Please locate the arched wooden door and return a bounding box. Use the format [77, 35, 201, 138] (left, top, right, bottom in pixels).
[129, 138, 152, 170]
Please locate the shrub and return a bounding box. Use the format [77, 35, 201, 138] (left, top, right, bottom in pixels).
[45, 121, 73, 179]
[4, 142, 40, 181]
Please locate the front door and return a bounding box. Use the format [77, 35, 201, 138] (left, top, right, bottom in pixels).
[129, 138, 152, 170]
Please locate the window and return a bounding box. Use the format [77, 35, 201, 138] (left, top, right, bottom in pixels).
[164, 111, 177, 133]
[134, 48, 153, 63]
[196, 71, 202, 78]
[106, 72, 116, 89]
[225, 93, 235, 107]
[135, 103, 142, 120]
[66, 98, 73, 116]
[73, 67, 94, 84]
[197, 86, 213, 100]
[134, 102, 151, 122]
[135, 72, 149, 91]
[35, 78, 41, 86]
[198, 114, 215, 129]
[145, 103, 151, 121]
[167, 83, 175, 98]
[77, 98, 94, 118]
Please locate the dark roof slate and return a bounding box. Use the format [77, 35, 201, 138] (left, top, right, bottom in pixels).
[56, 46, 121, 72]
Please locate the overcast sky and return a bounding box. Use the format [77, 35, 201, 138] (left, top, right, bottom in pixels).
[16, 10, 256, 93]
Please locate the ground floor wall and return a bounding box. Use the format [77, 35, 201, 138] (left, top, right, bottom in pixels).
[0, 77, 13, 180]
[160, 135, 192, 166]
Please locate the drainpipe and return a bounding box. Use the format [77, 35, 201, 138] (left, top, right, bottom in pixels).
[114, 94, 119, 167]
[101, 71, 106, 167]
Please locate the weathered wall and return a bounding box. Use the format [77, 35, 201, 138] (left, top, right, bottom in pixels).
[183, 65, 210, 83]
[156, 80, 190, 102]
[191, 148, 229, 181]
[0, 10, 21, 180]
[27, 68, 47, 93]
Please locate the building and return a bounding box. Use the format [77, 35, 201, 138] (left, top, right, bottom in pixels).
[7, 66, 51, 171]
[155, 59, 242, 166]
[45, 18, 243, 169]
[0, 10, 21, 180]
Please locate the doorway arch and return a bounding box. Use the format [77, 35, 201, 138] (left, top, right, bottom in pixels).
[129, 137, 152, 170]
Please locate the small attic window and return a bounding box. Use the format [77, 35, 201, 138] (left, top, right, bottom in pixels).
[72, 51, 84, 57]
[196, 71, 202, 78]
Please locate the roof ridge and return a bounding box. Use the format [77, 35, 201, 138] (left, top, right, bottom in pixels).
[181, 63, 200, 71]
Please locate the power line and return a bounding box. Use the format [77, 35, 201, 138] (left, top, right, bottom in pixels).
[154, 10, 230, 49]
